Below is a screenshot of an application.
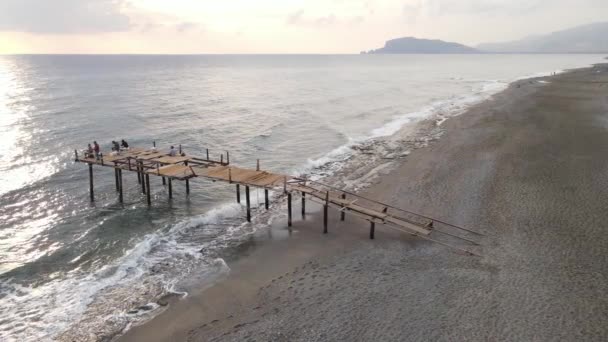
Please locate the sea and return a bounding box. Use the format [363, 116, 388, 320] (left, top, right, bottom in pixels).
[0, 54, 604, 341]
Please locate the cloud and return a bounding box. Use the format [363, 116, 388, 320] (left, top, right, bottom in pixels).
[0, 0, 130, 34]
[176, 22, 199, 33]
[286, 9, 363, 28]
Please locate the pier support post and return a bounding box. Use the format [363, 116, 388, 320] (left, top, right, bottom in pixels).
[184, 161, 190, 195]
[245, 186, 251, 222]
[206, 149, 209, 161]
[301, 191, 306, 218]
[287, 192, 292, 227]
[265, 189, 269, 210]
[140, 162, 146, 194]
[369, 221, 375, 240]
[340, 193, 346, 221]
[323, 204, 328, 234]
[168, 179, 173, 199]
[323, 191, 329, 234]
[118, 169, 123, 204]
[137, 162, 141, 184]
[89, 163, 94, 202]
[236, 184, 241, 203]
[162, 177, 166, 185]
[114, 168, 120, 192]
[145, 174, 151, 206]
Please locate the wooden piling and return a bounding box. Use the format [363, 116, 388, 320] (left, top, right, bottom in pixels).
[287, 192, 292, 227]
[236, 184, 241, 203]
[245, 186, 251, 222]
[145, 174, 151, 206]
[256, 159, 260, 171]
[162, 177, 166, 185]
[370, 221, 375, 239]
[128, 158, 132, 171]
[114, 168, 119, 192]
[179, 144, 182, 154]
[168, 179, 172, 199]
[323, 191, 329, 234]
[226, 151, 230, 164]
[74, 149, 79, 161]
[100, 153, 104, 166]
[228, 168, 232, 183]
[301, 191, 306, 218]
[265, 189, 269, 210]
[89, 163, 94, 202]
[153, 141, 156, 148]
[221, 154, 224, 165]
[206, 148, 209, 161]
[118, 169, 123, 203]
[184, 161, 189, 195]
[340, 193, 346, 221]
[140, 162, 146, 194]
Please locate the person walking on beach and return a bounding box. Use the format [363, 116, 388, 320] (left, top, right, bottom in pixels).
[93, 141, 100, 160]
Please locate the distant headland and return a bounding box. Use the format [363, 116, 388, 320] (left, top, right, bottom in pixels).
[362, 37, 478, 54]
[364, 22, 608, 54]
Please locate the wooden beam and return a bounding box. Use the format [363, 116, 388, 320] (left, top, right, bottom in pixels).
[168, 179, 173, 199]
[140, 162, 146, 194]
[145, 174, 151, 206]
[246, 186, 251, 222]
[114, 168, 119, 192]
[370, 221, 375, 239]
[341, 193, 346, 221]
[287, 192, 292, 227]
[89, 163, 94, 202]
[301, 191, 306, 218]
[323, 191, 329, 234]
[118, 169, 123, 204]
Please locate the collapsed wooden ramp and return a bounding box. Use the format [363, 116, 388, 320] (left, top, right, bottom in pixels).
[75, 146, 483, 256]
[287, 179, 483, 256]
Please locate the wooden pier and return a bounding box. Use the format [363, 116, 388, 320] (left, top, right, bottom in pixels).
[74, 145, 482, 256]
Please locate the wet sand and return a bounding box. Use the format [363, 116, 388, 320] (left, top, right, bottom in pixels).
[120, 64, 608, 341]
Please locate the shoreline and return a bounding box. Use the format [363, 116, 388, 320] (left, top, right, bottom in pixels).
[119, 63, 608, 342]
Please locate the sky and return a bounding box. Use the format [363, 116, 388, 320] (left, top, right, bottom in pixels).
[0, 0, 606, 54]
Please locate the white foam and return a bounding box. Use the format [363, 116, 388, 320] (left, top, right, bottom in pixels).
[0, 202, 246, 341]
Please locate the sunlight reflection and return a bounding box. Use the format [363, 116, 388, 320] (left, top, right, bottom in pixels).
[0, 57, 59, 196]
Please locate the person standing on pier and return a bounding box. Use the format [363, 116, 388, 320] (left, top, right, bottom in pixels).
[86, 143, 93, 158]
[93, 141, 100, 160]
[121, 139, 129, 149]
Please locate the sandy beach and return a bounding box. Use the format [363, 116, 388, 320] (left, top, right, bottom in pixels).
[119, 64, 608, 342]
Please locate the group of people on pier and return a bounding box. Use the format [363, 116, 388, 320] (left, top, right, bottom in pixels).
[84, 140, 185, 160]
